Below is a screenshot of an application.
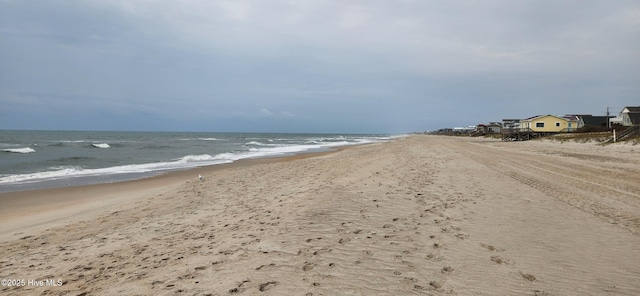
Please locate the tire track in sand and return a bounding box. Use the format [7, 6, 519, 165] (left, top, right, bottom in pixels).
[457, 140, 640, 234]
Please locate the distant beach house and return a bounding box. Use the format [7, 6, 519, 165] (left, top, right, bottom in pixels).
[521, 115, 579, 133]
[452, 126, 476, 134]
[562, 115, 582, 130]
[486, 122, 502, 133]
[570, 114, 614, 128]
[502, 119, 521, 129]
[620, 106, 640, 126]
[474, 122, 502, 134]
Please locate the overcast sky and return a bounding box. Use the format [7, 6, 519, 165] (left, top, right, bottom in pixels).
[1, 0, 638, 133]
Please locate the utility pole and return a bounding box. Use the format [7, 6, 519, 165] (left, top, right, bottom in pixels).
[606, 107, 610, 129]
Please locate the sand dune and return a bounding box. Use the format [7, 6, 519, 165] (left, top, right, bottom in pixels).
[1, 136, 639, 295]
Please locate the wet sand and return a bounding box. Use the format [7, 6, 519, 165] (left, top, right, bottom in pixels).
[1, 135, 639, 295]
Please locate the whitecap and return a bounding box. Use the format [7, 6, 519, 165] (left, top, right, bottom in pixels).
[3, 147, 36, 154]
[0, 167, 82, 184]
[0, 153, 234, 185]
[60, 140, 86, 143]
[92, 143, 110, 148]
[174, 154, 217, 163]
[246, 141, 267, 146]
[0, 135, 403, 186]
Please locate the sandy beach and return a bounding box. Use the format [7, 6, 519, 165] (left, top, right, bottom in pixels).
[1, 135, 639, 295]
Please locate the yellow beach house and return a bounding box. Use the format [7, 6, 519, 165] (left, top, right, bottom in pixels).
[521, 115, 579, 133]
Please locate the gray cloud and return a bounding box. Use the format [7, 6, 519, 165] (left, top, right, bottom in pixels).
[1, 0, 638, 133]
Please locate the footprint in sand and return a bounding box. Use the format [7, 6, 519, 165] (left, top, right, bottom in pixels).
[455, 233, 469, 240]
[520, 272, 536, 282]
[313, 248, 332, 256]
[229, 280, 250, 294]
[302, 262, 315, 271]
[441, 266, 454, 274]
[480, 243, 505, 252]
[429, 281, 442, 289]
[259, 281, 278, 291]
[490, 255, 513, 265]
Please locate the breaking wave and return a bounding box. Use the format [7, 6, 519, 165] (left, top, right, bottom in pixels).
[3, 147, 36, 154]
[0, 154, 228, 185]
[0, 133, 405, 188]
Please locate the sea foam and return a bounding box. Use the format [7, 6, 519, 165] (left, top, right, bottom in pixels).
[92, 143, 111, 148]
[0, 132, 404, 188]
[3, 147, 36, 154]
[0, 154, 232, 185]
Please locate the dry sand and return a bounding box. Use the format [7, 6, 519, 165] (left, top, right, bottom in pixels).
[1, 135, 639, 295]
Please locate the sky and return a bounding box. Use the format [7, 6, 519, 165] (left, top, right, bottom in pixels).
[1, 0, 638, 134]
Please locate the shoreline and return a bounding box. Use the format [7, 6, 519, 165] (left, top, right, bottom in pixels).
[0, 146, 348, 243]
[1, 135, 639, 295]
[0, 146, 349, 194]
[1, 131, 399, 194]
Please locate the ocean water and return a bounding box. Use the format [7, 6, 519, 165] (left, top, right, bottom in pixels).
[0, 130, 400, 193]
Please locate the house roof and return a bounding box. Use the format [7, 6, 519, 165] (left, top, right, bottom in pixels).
[563, 115, 580, 121]
[580, 115, 611, 127]
[623, 106, 640, 113]
[522, 114, 568, 122]
[523, 115, 543, 121]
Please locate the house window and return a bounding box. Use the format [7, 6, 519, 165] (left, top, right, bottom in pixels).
[536, 122, 544, 128]
[555, 122, 561, 127]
